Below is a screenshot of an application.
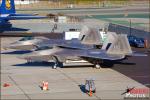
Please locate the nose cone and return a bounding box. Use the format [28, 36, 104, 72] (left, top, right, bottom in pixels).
[17, 51, 41, 62]
[5, 40, 37, 50]
[3, 45, 10, 50]
[18, 50, 37, 59]
[5, 42, 22, 49]
[18, 49, 53, 62]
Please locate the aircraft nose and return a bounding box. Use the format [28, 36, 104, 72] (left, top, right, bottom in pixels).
[17, 51, 39, 60]
[3, 45, 9, 50]
[3, 42, 19, 50]
[17, 54, 29, 59]
[5, 43, 21, 49]
[17, 52, 33, 59]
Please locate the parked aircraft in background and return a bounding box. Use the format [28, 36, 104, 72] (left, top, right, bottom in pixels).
[4, 26, 104, 50]
[0, 0, 46, 28]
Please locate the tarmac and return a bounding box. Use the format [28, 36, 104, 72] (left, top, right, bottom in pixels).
[1, 37, 150, 99]
[17, 6, 149, 16]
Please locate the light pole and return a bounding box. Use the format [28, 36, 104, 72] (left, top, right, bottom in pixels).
[129, 19, 131, 36]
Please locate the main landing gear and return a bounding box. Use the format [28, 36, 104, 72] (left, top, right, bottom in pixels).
[94, 61, 101, 69]
[95, 64, 101, 69]
[27, 58, 33, 63]
[52, 56, 60, 69]
[53, 62, 58, 69]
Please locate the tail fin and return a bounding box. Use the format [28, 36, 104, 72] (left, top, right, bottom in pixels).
[104, 34, 132, 55]
[0, 0, 15, 14]
[101, 32, 118, 50]
[79, 26, 102, 45]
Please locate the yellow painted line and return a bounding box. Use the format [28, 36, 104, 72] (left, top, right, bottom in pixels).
[1, 48, 7, 50]
[26, 32, 32, 34]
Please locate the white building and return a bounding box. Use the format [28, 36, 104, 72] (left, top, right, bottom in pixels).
[57, 16, 67, 23]
[14, 0, 39, 5]
[0, 0, 39, 5]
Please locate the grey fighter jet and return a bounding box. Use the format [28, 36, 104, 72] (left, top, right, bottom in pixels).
[19, 34, 146, 69]
[5, 26, 103, 51]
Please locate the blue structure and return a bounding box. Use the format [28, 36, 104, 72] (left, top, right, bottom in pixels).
[0, 0, 46, 26]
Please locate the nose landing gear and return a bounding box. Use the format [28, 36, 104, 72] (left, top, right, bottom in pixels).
[53, 62, 58, 69]
[52, 56, 60, 69]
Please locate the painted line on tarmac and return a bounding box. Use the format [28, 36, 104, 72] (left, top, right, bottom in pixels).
[8, 75, 31, 100]
[56, 68, 101, 99]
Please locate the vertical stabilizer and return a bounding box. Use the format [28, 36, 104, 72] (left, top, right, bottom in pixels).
[101, 32, 118, 50]
[106, 34, 132, 55]
[0, 0, 15, 14]
[79, 26, 102, 45]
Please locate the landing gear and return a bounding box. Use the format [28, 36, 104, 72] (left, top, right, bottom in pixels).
[52, 56, 59, 69]
[27, 58, 33, 63]
[95, 64, 101, 69]
[94, 61, 101, 69]
[53, 62, 58, 69]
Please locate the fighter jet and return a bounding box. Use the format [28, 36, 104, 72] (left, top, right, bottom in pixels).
[19, 33, 146, 69]
[5, 26, 104, 51]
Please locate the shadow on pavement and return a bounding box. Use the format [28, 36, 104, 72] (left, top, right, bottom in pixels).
[78, 84, 86, 93]
[13, 62, 54, 67]
[1, 50, 32, 54]
[0, 26, 29, 33]
[111, 48, 150, 88]
[101, 60, 136, 68]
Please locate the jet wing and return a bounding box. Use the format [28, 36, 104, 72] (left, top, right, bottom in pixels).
[129, 51, 147, 56]
[5, 16, 47, 20]
[36, 39, 93, 50]
[19, 48, 58, 61]
[19, 48, 125, 62]
[81, 52, 125, 60]
[10, 13, 39, 16]
[35, 39, 65, 49]
[54, 49, 125, 61]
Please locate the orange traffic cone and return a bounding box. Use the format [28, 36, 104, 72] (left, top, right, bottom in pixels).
[144, 39, 148, 48]
[3, 83, 10, 87]
[42, 81, 48, 90]
[89, 88, 93, 97]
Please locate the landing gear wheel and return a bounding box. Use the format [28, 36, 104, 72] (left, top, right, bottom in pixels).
[95, 64, 101, 69]
[52, 56, 59, 69]
[53, 63, 57, 69]
[27, 59, 32, 63]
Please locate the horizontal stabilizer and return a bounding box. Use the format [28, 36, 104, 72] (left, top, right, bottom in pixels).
[130, 52, 147, 56]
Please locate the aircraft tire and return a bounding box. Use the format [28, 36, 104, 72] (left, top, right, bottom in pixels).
[95, 64, 101, 69]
